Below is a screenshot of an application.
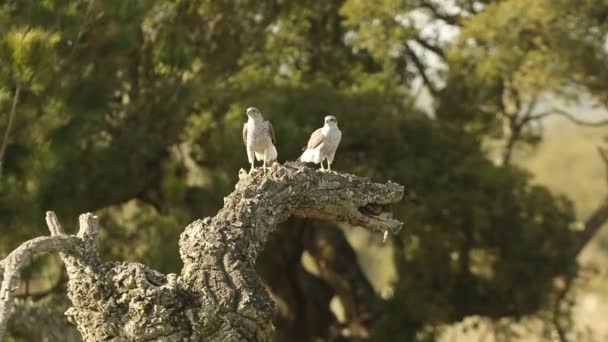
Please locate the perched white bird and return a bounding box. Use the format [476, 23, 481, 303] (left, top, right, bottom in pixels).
[243, 107, 277, 175]
[299, 115, 342, 172]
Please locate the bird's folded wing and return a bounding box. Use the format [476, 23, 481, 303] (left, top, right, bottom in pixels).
[306, 128, 324, 149]
[242, 124, 247, 146]
[267, 121, 276, 144]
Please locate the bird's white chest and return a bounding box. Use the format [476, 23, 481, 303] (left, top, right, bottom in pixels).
[320, 126, 341, 152]
[246, 120, 270, 150]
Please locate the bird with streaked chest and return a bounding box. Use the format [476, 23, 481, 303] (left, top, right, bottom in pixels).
[243, 107, 277, 175]
[298, 115, 342, 172]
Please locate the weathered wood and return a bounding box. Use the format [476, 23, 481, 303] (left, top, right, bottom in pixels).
[0, 162, 404, 341]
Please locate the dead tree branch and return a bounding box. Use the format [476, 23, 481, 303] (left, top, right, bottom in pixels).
[0, 234, 83, 338]
[0, 162, 404, 341]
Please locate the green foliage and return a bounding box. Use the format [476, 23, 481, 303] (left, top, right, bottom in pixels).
[437, 0, 608, 136]
[0, 0, 599, 340]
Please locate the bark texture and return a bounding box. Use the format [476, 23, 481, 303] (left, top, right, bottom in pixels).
[0, 162, 404, 341]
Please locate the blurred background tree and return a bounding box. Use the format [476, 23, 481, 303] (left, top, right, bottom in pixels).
[1, 0, 607, 341]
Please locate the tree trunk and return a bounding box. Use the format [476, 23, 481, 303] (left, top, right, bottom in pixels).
[257, 220, 383, 341]
[0, 162, 404, 341]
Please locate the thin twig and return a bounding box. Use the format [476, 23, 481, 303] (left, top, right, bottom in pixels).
[528, 108, 608, 127]
[0, 85, 21, 173]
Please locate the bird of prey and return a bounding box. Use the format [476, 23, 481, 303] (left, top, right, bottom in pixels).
[298, 115, 342, 172]
[243, 107, 277, 175]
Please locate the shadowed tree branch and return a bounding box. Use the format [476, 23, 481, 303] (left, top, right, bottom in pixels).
[0, 162, 404, 341]
[257, 220, 340, 341]
[499, 93, 538, 166]
[259, 220, 384, 341]
[0, 85, 21, 174]
[573, 148, 608, 257]
[8, 300, 81, 342]
[405, 42, 439, 96]
[413, 36, 446, 60]
[15, 270, 67, 301]
[418, 1, 461, 26]
[575, 196, 608, 257]
[303, 224, 383, 339]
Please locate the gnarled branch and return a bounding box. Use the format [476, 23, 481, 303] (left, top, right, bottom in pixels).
[0, 162, 404, 341]
[178, 162, 404, 340]
[0, 234, 83, 338]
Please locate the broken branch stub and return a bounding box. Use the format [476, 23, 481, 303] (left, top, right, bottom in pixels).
[0, 162, 404, 341]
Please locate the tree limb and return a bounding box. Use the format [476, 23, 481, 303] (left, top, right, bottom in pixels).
[0, 234, 83, 339]
[574, 196, 608, 257]
[573, 148, 608, 257]
[404, 42, 439, 96]
[257, 220, 339, 341]
[178, 162, 404, 341]
[529, 108, 608, 127]
[418, 1, 460, 26]
[551, 276, 574, 342]
[598, 147, 608, 184]
[0, 163, 404, 341]
[499, 114, 519, 166]
[15, 270, 66, 301]
[413, 36, 445, 60]
[0, 85, 21, 174]
[303, 224, 383, 339]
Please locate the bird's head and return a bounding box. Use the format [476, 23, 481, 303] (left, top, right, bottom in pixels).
[246, 107, 263, 120]
[324, 115, 338, 127]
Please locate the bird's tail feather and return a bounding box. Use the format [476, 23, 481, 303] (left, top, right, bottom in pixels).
[299, 149, 320, 163]
[267, 145, 278, 161]
[255, 145, 278, 162]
